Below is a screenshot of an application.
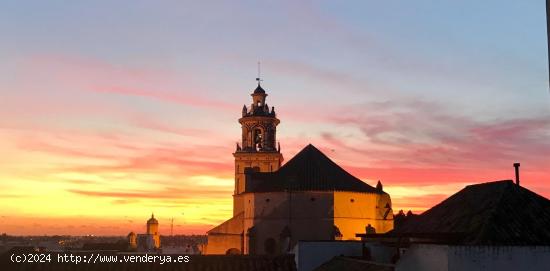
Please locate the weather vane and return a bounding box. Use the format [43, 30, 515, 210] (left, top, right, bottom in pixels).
[256, 61, 263, 85]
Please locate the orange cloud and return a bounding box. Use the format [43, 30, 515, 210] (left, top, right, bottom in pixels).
[68, 186, 231, 200]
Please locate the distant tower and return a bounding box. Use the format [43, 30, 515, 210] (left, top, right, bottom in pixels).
[233, 79, 283, 215]
[127, 232, 137, 250]
[146, 213, 161, 248]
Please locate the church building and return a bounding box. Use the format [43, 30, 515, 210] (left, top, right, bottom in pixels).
[206, 82, 394, 255]
[128, 214, 161, 252]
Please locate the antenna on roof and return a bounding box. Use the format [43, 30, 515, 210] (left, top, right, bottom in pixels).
[256, 61, 263, 85]
[513, 162, 520, 186]
[170, 217, 174, 236]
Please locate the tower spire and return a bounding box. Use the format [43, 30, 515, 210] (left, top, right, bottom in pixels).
[256, 61, 263, 86]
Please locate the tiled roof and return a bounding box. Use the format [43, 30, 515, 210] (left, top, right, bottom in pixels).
[394, 180, 550, 245]
[245, 144, 380, 193]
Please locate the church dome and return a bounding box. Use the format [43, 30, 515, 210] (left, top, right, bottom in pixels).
[253, 84, 266, 94]
[147, 214, 158, 224]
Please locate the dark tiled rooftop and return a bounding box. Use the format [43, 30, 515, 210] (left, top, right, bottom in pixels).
[245, 144, 381, 193]
[394, 180, 550, 245]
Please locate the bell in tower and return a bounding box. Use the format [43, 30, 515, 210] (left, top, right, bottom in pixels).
[232, 80, 284, 215]
[238, 82, 279, 152]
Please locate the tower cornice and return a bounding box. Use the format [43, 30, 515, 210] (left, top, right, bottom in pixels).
[238, 116, 280, 125]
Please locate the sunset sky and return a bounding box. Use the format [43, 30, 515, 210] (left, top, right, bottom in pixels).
[1, 1, 549, 236]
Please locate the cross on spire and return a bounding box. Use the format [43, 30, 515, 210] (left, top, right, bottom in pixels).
[256, 61, 263, 86]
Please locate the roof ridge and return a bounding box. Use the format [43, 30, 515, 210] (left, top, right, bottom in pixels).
[464, 179, 513, 188]
[283, 144, 338, 171]
[246, 144, 378, 193]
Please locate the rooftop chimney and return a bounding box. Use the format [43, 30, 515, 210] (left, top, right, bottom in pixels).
[513, 162, 520, 186]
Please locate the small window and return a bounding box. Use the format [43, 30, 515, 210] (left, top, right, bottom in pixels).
[350, 199, 355, 203]
[310, 197, 316, 202]
[265, 198, 270, 202]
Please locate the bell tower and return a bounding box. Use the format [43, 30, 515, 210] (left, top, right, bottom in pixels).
[233, 81, 283, 215]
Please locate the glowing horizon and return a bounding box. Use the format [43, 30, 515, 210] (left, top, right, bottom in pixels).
[1, 1, 549, 236]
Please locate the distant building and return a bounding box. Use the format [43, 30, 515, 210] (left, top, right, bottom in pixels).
[127, 232, 136, 249]
[206, 82, 394, 255]
[129, 214, 161, 252]
[356, 180, 550, 271]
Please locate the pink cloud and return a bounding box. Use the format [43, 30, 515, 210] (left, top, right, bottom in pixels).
[56, 143, 235, 179]
[128, 113, 210, 137]
[10, 54, 235, 114]
[338, 164, 539, 190]
[319, 99, 550, 168]
[91, 85, 234, 110]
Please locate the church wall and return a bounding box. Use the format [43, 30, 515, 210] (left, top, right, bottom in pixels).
[233, 194, 244, 217]
[206, 213, 244, 255]
[333, 192, 394, 240]
[205, 234, 243, 255]
[233, 151, 282, 215]
[374, 192, 394, 233]
[243, 192, 335, 255]
[215, 190, 394, 254]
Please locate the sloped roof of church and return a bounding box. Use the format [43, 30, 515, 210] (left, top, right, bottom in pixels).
[207, 212, 244, 235]
[244, 144, 381, 193]
[393, 180, 550, 245]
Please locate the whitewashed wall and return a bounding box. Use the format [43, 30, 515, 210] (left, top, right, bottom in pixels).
[448, 246, 550, 271]
[293, 240, 363, 271]
[396, 244, 448, 271]
[396, 244, 550, 271]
